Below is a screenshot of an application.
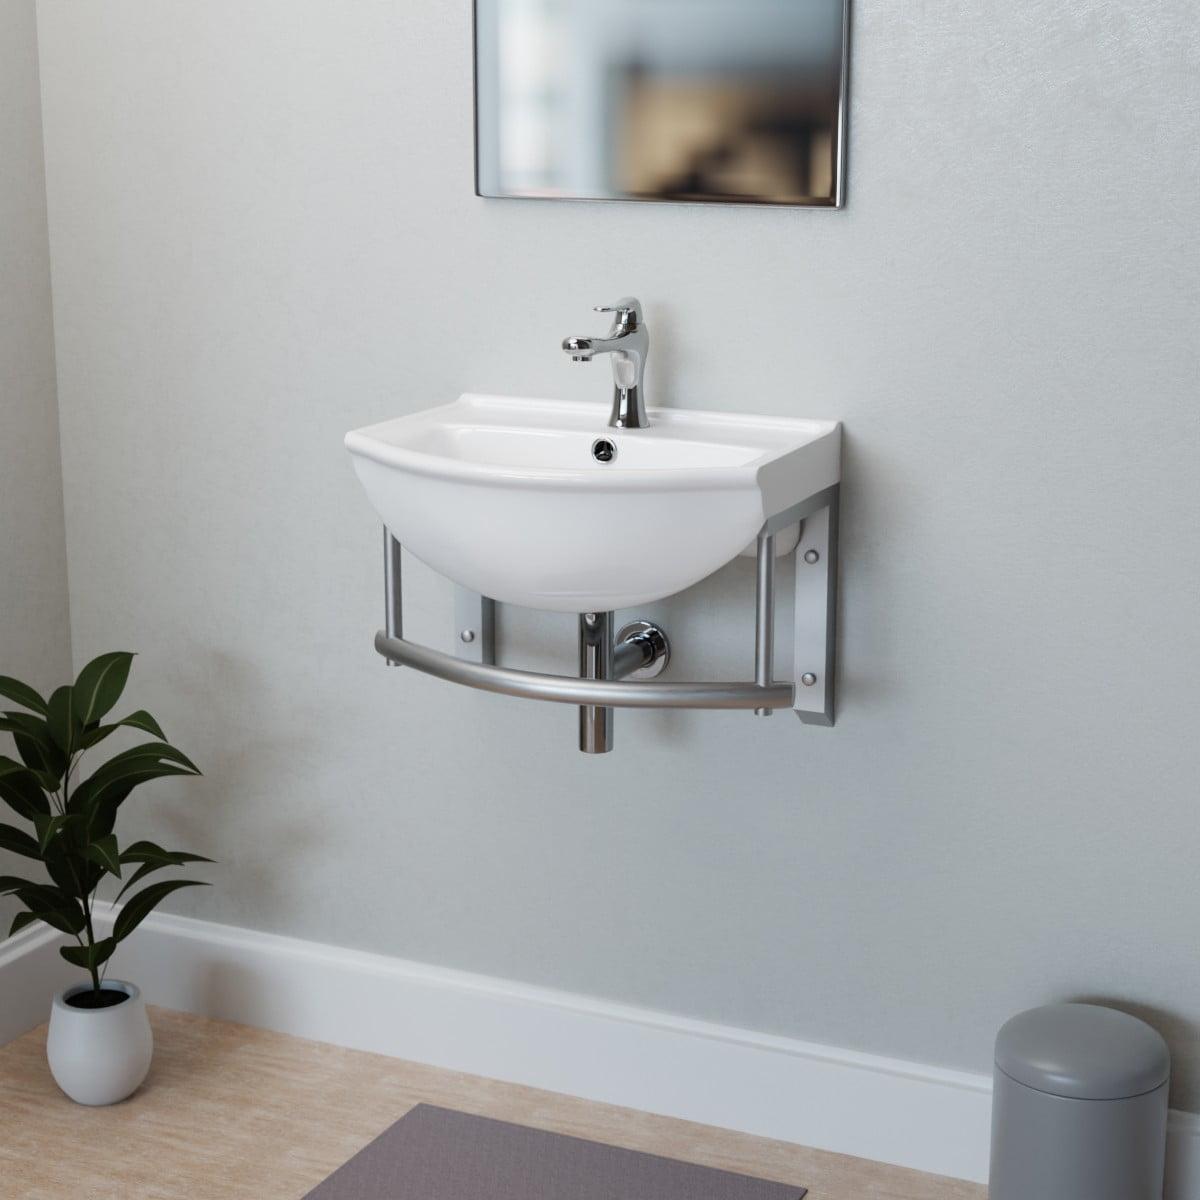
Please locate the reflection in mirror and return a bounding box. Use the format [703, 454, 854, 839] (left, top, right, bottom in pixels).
[475, 0, 848, 208]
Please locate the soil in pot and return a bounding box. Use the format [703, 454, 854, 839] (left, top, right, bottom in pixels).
[65, 989, 131, 1011]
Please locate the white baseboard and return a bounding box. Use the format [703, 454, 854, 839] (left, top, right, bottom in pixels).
[1169, 1113, 1200, 1200]
[2, 904, 1197, 1196]
[0, 921, 78, 1044]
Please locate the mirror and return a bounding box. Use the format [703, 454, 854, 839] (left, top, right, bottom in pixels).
[474, 0, 849, 208]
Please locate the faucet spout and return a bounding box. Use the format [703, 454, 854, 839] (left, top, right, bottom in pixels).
[562, 335, 605, 362]
[562, 298, 650, 429]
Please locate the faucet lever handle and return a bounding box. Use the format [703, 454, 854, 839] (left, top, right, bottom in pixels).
[594, 297, 644, 326]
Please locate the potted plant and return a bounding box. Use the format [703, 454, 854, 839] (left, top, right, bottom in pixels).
[0, 652, 210, 1105]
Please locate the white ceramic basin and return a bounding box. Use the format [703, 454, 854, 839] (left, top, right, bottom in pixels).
[346, 394, 840, 613]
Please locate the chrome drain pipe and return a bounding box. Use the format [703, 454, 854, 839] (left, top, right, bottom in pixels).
[578, 616, 671, 754]
[579, 612, 615, 754]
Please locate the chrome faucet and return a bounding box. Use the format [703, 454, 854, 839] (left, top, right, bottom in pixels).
[562, 298, 650, 429]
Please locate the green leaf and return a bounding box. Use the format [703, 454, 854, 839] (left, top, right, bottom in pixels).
[116, 710, 166, 740]
[9, 910, 40, 937]
[60, 936, 117, 973]
[33, 905, 87, 936]
[84, 834, 121, 877]
[73, 769, 197, 844]
[73, 782, 136, 842]
[42, 837, 86, 899]
[114, 859, 164, 900]
[1, 711, 51, 737]
[79, 709, 167, 751]
[0, 822, 40, 859]
[0, 874, 43, 896]
[1, 711, 51, 730]
[0, 676, 49, 715]
[0, 879, 85, 936]
[101, 741, 200, 776]
[115, 844, 213, 902]
[72, 742, 201, 806]
[113, 879, 207, 943]
[46, 686, 81, 756]
[73, 652, 135, 727]
[1, 714, 67, 788]
[69, 743, 201, 839]
[33, 812, 67, 853]
[0, 757, 50, 820]
[120, 840, 214, 867]
[25, 892, 85, 932]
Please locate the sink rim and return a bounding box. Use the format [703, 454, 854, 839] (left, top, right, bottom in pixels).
[345, 393, 840, 493]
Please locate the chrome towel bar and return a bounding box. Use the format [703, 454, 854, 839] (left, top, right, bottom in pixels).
[373, 631, 796, 711]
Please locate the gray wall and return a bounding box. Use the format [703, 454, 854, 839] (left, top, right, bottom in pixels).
[0, 0, 70, 932]
[34, 1, 1200, 1104]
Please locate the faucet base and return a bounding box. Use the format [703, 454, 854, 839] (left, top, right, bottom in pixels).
[610, 384, 650, 430]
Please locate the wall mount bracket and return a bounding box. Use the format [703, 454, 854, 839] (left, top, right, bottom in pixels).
[374, 485, 838, 751]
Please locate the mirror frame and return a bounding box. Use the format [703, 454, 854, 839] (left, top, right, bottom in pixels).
[472, 0, 850, 209]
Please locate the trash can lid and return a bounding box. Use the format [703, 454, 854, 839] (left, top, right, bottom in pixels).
[995, 1003, 1170, 1100]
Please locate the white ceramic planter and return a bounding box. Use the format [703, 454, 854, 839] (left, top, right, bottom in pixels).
[46, 980, 153, 1106]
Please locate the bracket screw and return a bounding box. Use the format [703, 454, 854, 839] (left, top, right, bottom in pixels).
[801, 673, 818, 687]
[804, 549, 821, 565]
[460, 629, 476, 644]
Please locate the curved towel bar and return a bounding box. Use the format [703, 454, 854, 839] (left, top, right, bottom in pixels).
[374, 631, 796, 711]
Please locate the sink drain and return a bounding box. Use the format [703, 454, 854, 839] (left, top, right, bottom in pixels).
[591, 438, 617, 463]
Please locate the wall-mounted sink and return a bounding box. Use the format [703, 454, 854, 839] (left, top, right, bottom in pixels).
[345, 393, 841, 613]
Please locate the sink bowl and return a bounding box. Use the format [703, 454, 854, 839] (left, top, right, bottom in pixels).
[346, 394, 840, 612]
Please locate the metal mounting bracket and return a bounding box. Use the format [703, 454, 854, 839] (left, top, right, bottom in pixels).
[377, 482, 838, 738]
[791, 488, 838, 725]
[454, 590, 495, 665]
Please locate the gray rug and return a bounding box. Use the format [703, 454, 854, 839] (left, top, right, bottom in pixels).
[304, 1104, 806, 1199]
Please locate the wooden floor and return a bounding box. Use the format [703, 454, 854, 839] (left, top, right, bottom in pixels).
[0, 1008, 985, 1200]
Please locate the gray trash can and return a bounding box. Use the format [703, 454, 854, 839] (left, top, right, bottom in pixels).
[989, 1003, 1170, 1200]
